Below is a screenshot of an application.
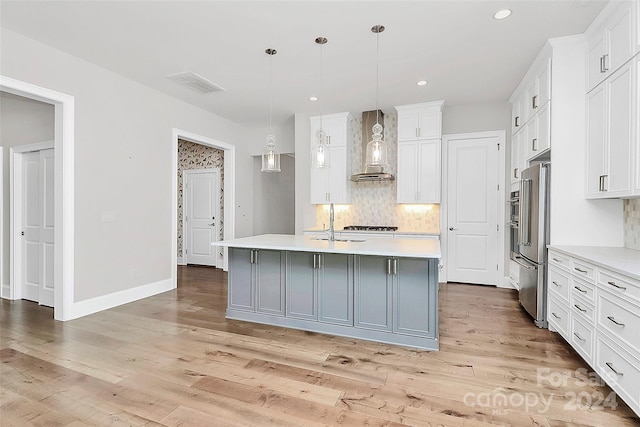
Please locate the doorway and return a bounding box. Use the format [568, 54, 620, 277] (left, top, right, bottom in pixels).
[442, 131, 505, 286]
[12, 144, 55, 306]
[0, 77, 75, 320]
[183, 169, 221, 267]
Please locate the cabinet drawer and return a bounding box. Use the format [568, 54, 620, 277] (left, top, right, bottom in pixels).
[597, 290, 640, 354]
[571, 276, 595, 303]
[595, 335, 640, 412]
[571, 315, 594, 363]
[548, 295, 570, 341]
[548, 266, 570, 302]
[571, 260, 596, 283]
[598, 269, 640, 305]
[548, 251, 570, 272]
[571, 293, 595, 323]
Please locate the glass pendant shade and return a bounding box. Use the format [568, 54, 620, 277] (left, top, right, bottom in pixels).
[365, 122, 387, 167]
[261, 134, 281, 172]
[311, 129, 330, 168]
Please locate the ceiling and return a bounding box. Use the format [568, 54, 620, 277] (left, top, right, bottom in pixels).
[1, 1, 607, 129]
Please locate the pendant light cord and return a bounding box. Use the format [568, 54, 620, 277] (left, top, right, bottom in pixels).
[375, 29, 380, 126]
[269, 51, 273, 136]
[320, 40, 323, 134]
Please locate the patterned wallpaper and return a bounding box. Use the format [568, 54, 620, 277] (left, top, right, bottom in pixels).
[624, 198, 640, 250]
[314, 112, 440, 233]
[177, 140, 224, 257]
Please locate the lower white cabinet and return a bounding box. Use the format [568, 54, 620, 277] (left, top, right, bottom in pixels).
[547, 248, 640, 416]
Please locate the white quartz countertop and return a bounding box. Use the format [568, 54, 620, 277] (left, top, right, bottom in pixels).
[303, 228, 440, 236]
[214, 234, 441, 259]
[547, 245, 640, 281]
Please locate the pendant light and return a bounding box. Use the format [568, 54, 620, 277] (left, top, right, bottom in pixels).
[366, 25, 388, 169]
[261, 48, 281, 172]
[311, 36, 329, 169]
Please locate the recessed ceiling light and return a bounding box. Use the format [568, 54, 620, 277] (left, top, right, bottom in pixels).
[493, 9, 512, 20]
[309, 96, 318, 101]
[417, 80, 428, 86]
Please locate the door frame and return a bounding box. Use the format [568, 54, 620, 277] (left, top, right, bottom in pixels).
[182, 168, 222, 267]
[1, 76, 75, 320]
[441, 130, 506, 286]
[172, 129, 235, 272]
[10, 141, 54, 301]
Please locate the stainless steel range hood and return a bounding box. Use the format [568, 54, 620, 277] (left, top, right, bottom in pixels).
[350, 110, 395, 182]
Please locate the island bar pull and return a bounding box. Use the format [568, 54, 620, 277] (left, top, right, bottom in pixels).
[313, 254, 317, 269]
[573, 332, 586, 342]
[250, 250, 255, 264]
[386, 259, 392, 275]
[607, 316, 625, 327]
[392, 259, 398, 275]
[574, 286, 587, 294]
[574, 304, 586, 313]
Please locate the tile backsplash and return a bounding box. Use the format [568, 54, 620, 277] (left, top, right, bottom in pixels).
[314, 112, 440, 233]
[624, 198, 640, 250]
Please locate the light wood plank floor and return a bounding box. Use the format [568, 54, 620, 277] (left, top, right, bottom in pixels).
[1, 265, 639, 426]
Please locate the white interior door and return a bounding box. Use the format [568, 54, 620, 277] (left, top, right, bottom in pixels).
[185, 170, 220, 266]
[446, 137, 499, 285]
[20, 149, 55, 306]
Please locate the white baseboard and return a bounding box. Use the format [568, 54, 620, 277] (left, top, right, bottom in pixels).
[68, 278, 175, 320]
[497, 276, 518, 290]
[177, 257, 186, 265]
[1, 284, 11, 300]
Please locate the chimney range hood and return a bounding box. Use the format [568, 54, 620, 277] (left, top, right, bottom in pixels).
[350, 110, 395, 182]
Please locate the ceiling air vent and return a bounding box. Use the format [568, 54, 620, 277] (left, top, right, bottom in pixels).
[166, 71, 226, 94]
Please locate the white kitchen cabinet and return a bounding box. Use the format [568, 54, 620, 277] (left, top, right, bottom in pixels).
[510, 93, 525, 135]
[397, 139, 441, 203]
[525, 57, 551, 120]
[395, 101, 444, 141]
[586, 60, 634, 198]
[309, 112, 351, 204]
[586, 1, 635, 92]
[525, 101, 550, 160]
[510, 130, 525, 186]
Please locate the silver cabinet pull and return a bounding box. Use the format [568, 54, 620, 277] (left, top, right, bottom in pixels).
[532, 138, 538, 151]
[601, 54, 609, 72]
[573, 332, 586, 342]
[318, 253, 323, 269]
[600, 56, 606, 73]
[513, 168, 518, 179]
[386, 258, 392, 275]
[250, 250, 256, 264]
[598, 175, 608, 192]
[552, 257, 563, 263]
[552, 281, 560, 287]
[515, 116, 520, 127]
[313, 253, 317, 269]
[449, 227, 457, 231]
[551, 312, 561, 319]
[574, 286, 587, 294]
[574, 304, 586, 313]
[393, 259, 398, 275]
[532, 95, 538, 110]
[574, 267, 587, 274]
[605, 362, 623, 376]
[607, 316, 624, 327]
[607, 281, 626, 291]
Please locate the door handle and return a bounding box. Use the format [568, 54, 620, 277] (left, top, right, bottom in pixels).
[21, 231, 25, 236]
[448, 227, 457, 231]
[209, 223, 215, 226]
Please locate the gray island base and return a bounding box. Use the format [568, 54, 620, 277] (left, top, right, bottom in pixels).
[215, 234, 440, 351]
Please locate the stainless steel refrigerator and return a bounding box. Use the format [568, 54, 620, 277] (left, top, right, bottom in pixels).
[516, 163, 550, 328]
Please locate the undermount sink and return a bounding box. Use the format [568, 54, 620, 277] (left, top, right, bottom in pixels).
[312, 237, 366, 243]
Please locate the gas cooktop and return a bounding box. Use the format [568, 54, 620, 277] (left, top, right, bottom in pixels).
[342, 225, 398, 232]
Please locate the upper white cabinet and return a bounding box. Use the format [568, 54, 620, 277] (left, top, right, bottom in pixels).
[586, 60, 635, 198]
[395, 101, 444, 204]
[525, 57, 551, 120]
[396, 102, 443, 141]
[309, 112, 351, 204]
[586, 1, 636, 92]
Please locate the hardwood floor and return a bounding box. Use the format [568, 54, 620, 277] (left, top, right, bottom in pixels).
[1, 265, 639, 426]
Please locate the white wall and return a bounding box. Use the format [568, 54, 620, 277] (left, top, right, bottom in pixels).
[245, 115, 295, 157]
[294, 113, 314, 234]
[1, 28, 251, 302]
[443, 102, 512, 136]
[253, 154, 295, 235]
[0, 91, 55, 287]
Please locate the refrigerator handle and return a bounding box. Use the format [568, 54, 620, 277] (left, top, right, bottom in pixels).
[513, 256, 536, 270]
[519, 178, 532, 246]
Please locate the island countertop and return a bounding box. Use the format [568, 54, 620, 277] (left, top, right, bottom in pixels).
[214, 234, 441, 259]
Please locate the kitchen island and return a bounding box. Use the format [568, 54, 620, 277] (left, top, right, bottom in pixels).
[214, 234, 441, 350]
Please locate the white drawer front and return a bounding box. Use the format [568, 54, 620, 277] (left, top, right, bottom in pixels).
[548, 251, 570, 272]
[572, 294, 595, 323]
[570, 315, 594, 363]
[571, 259, 595, 283]
[548, 266, 570, 302]
[596, 335, 640, 412]
[571, 276, 595, 303]
[548, 295, 570, 341]
[597, 290, 640, 354]
[598, 269, 640, 306]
